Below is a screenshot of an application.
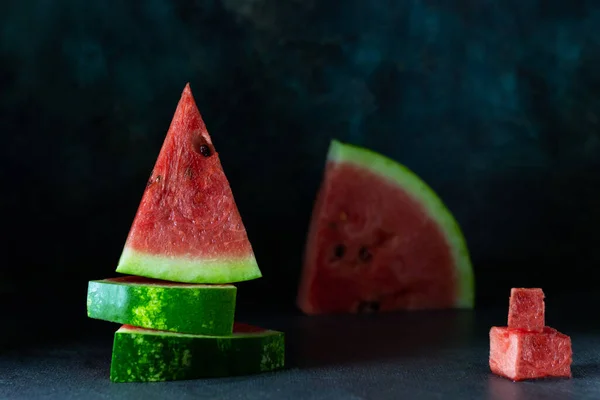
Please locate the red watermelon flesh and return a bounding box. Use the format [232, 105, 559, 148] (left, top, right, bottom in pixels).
[297, 140, 474, 314]
[489, 326, 572, 381]
[116, 84, 261, 284]
[508, 288, 545, 332]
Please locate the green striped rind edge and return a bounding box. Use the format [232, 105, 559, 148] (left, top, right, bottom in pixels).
[87, 278, 236, 335]
[327, 139, 475, 308]
[116, 246, 262, 284]
[110, 325, 285, 383]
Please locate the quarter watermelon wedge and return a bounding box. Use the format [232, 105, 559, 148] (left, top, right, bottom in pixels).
[116, 84, 261, 284]
[110, 323, 285, 382]
[87, 276, 236, 335]
[297, 140, 474, 314]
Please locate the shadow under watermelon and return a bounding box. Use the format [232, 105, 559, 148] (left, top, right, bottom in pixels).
[281, 310, 476, 369]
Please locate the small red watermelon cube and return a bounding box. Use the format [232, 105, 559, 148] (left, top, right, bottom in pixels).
[490, 327, 572, 381]
[508, 288, 545, 332]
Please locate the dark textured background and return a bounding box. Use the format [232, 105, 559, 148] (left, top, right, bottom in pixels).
[2, 0, 600, 331]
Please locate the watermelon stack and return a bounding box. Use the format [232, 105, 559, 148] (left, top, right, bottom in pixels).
[86, 84, 284, 383]
[489, 288, 572, 381]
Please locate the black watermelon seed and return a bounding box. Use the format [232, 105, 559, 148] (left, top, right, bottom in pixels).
[147, 174, 161, 187]
[358, 246, 372, 262]
[333, 244, 345, 259]
[357, 301, 380, 313]
[199, 144, 212, 157]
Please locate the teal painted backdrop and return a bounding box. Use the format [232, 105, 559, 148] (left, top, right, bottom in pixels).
[2, 1, 600, 325]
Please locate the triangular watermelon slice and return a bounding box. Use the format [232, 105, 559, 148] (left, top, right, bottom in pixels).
[297, 140, 474, 314]
[116, 84, 261, 284]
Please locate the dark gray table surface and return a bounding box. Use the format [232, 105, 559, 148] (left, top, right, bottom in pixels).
[1, 309, 599, 400]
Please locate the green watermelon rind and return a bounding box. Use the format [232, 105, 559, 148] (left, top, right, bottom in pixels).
[116, 247, 262, 284]
[86, 278, 237, 335]
[327, 139, 475, 308]
[110, 325, 285, 382]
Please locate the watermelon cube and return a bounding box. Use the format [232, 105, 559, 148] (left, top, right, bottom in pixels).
[508, 288, 544, 332]
[489, 327, 572, 381]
